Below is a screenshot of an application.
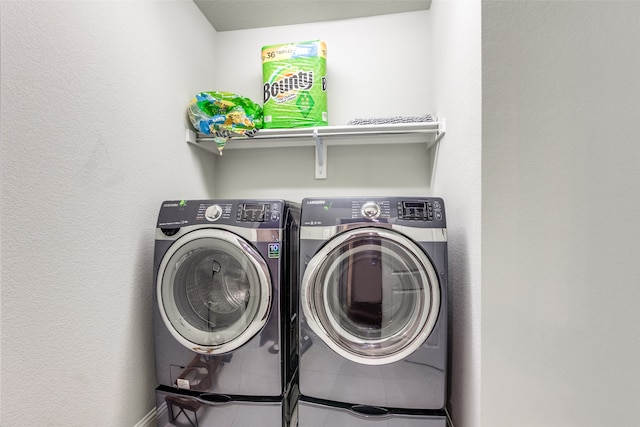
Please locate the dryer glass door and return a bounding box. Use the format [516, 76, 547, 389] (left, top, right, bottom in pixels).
[302, 228, 440, 365]
[158, 229, 272, 354]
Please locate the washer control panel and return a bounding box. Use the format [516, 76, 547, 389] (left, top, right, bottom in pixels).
[158, 199, 286, 229]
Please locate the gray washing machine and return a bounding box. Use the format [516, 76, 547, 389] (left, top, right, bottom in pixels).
[298, 197, 449, 426]
[153, 199, 299, 426]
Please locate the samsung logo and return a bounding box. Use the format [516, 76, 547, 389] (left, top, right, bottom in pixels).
[305, 200, 325, 205]
[163, 200, 187, 208]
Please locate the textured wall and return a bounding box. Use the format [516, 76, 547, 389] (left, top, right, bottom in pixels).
[482, 2, 640, 425]
[430, 2, 482, 426]
[0, 1, 217, 425]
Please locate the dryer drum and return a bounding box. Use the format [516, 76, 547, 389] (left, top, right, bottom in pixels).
[318, 242, 423, 342]
[302, 228, 441, 365]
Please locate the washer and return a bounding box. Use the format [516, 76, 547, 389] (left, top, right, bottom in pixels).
[153, 199, 299, 426]
[298, 197, 449, 426]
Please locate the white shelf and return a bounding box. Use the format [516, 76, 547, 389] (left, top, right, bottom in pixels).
[186, 120, 445, 179]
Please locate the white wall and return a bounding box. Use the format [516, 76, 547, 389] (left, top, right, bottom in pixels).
[482, 2, 640, 426]
[209, 11, 435, 200]
[0, 1, 218, 425]
[214, 11, 432, 126]
[430, 2, 482, 426]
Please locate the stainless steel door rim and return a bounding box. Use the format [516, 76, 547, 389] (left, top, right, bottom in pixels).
[301, 227, 440, 365]
[157, 228, 272, 354]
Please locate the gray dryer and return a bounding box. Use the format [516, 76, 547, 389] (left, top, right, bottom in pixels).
[298, 197, 449, 426]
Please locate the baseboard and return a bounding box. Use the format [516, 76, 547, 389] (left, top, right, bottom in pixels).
[446, 406, 455, 427]
[133, 404, 159, 427]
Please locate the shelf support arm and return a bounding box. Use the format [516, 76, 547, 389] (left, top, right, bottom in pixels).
[313, 129, 327, 179]
[433, 117, 446, 144]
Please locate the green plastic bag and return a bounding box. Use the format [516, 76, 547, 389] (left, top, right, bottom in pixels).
[188, 91, 263, 154]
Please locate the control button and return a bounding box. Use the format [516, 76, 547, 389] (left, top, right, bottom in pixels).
[434, 201, 441, 209]
[205, 205, 223, 221]
[435, 211, 442, 221]
[271, 212, 279, 221]
[361, 202, 381, 219]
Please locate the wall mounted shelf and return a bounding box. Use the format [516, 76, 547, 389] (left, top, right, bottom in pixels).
[186, 120, 445, 179]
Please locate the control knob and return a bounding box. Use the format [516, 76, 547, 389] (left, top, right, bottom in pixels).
[205, 205, 223, 221]
[361, 202, 381, 219]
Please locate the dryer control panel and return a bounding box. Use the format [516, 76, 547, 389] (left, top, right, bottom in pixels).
[301, 197, 446, 228]
[398, 200, 443, 221]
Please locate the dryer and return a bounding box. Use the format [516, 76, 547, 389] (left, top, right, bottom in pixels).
[298, 197, 449, 426]
[153, 199, 299, 427]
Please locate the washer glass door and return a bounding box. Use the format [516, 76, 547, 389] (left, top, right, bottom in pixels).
[158, 229, 271, 354]
[302, 227, 440, 365]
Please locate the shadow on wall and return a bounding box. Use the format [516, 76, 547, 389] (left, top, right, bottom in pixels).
[120, 230, 162, 423]
[445, 224, 471, 427]
[204, 143, 440, 200]
[188, 145, 218, 198]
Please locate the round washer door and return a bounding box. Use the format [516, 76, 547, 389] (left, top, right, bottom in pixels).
[301, 227, 440, 365]
[157, 228, 272, 354]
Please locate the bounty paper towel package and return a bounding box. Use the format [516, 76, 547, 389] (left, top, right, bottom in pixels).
[262, 40, 327, 128]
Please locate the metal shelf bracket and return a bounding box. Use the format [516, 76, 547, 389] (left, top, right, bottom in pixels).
[186, 121, 445, 180]
[186, 128, 197, 145]
[433, 117, 446, 144]
[313, 129, 327, 179]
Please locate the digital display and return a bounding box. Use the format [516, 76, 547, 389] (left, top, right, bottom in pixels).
[403, 202, 425, 209]
[243, 204, 266, 212]
[239, 203, 269, 222]
[400, 201, 432, 221]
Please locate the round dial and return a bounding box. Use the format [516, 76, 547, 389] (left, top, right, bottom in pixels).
[361, 202, 380, 219]
[205, 205, 223, 221]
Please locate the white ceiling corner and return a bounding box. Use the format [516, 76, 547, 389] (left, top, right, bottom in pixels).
[193, 0, 431, 32]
